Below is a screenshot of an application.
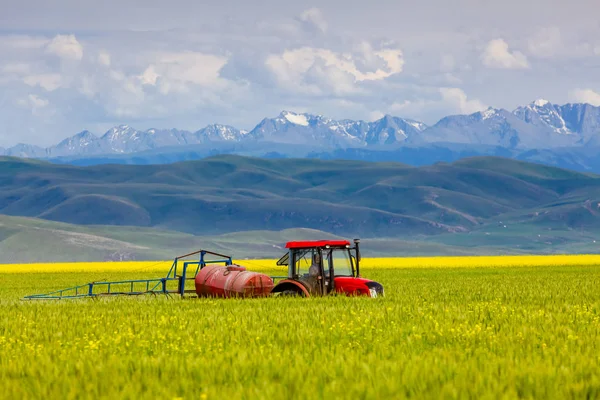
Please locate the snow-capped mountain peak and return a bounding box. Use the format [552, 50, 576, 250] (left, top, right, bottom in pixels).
[365, 115, 427, 145]
[479, 107, 500, 120]
[197, 124, 246, 142]
[514, 100, 570, 134]
[103, 125, 138, 139]
[533, 99, 550, 107]
[406, 120, 427, 131]
[55, 130, 99, 151]
[5, 100, 600, 160]
[249, 111, 368, 146]
[280, 111, 310, 126]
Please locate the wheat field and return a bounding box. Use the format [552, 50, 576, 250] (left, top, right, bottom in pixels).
[1, 256, 600, 399]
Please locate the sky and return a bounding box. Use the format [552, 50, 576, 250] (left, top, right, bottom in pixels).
[1, 0, 600, 147]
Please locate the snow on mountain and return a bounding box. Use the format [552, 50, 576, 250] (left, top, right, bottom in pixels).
[410, 106, 573, 149]
[282, 111, 309, 126]
[407, 120, 427, 131]
[246, 111, 427, 148]
[366, 115, 426, 145]
[99, 125, 151, 153]
[558, 103, 600, 145]
[513, 99, 570, 135]
[195, 124, 247, 142]
[49, 130, 102, 156]
[480, 107, 498, 120]
[3, 101, 599, 160]
[248, 111, 369, 147]
[411, 101, 600, 149]
[410, 108, 520, 148]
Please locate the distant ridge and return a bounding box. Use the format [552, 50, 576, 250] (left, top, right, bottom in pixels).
[2, 101, 600, 173]
[1, 100, 599, 157]
[2, 154, 600, 244]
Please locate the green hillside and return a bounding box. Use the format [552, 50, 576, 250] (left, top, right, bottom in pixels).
[1, 213, 598, 263]
[2, 154, 600, 261]
[0, 214, 488, 263]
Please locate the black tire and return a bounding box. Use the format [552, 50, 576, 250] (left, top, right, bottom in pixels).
[281, 289, 302, 297]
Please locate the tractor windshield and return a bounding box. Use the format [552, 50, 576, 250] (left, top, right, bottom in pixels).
[329, 248, 354, 277]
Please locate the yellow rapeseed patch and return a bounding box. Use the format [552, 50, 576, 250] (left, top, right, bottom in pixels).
[1, 254, 600, 273]
[361, 254, 600, 269]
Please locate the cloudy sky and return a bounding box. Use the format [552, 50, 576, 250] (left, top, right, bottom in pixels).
[1, 0, 600, 147]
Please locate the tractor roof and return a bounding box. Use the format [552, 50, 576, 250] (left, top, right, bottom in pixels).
[285, 240, 351, 249]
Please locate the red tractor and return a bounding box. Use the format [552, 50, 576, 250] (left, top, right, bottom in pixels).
[270, 238, 384, 298]
[25, 239, 383, 300]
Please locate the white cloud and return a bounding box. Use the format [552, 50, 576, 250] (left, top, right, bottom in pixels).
[389, 100, 414, 112]
[17, 94, 49, 109]
[2, 5, 600, 147]
[298, 8, 327, 33]
[153, 52, 228, 88]
[481, 39, 529, 69]
[528, 27, 562, 58]
[23, 73, 63, 91]
[440, 88, 487, 114]
[375, 49, 405, 78]
[98, 50, 111, 66]
[0, 35, 49, 49]
[569, 88, 600, 106]
[94, 51, 239, 119]
[266, 45, 404, 94]
[139, 65, 159, 86]
[368, 110, 385, 121]
[2, 63, 31, 74]
[442, 73, 462, 85]
[440, 54, 455, 72]
[78, 75, 98, 98]
[45, 34, 83, 61]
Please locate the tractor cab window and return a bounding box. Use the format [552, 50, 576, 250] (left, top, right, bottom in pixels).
[293, 249, 320, 277]
[331, 249, 353, 277]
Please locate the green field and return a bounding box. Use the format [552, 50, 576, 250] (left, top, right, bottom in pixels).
[2, 264, 600, 399]
[2, 214, 600, 264]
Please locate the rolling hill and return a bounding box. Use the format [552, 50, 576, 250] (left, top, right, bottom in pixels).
[2, 155, 600, 249]
[2, 213, 597, 264]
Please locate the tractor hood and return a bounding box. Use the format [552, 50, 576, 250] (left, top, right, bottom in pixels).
[334, 277, 384, 297]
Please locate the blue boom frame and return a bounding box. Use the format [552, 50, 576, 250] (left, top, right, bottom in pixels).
[23, 249, 233, 300]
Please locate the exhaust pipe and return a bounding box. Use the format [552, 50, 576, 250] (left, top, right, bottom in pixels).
[354, 238, 361, 277]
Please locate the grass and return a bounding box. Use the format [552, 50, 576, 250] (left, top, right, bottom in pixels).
[4, 211, 600, 264]
[1, 256, 600, 399]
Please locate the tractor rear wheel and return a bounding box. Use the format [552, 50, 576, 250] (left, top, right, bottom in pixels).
[281, 289, 303, 297]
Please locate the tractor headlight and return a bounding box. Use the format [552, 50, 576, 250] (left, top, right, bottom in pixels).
[365, 282, 384, 298]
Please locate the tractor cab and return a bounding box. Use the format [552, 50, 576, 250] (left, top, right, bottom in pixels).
[271, 239, 384, 297]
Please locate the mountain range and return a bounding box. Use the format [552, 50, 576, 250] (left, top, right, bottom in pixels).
[0, 110, 430, 158]
[2, 100, 600, 171]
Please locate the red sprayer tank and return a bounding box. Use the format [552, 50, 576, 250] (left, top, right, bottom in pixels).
[195, 265, 274, 298]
